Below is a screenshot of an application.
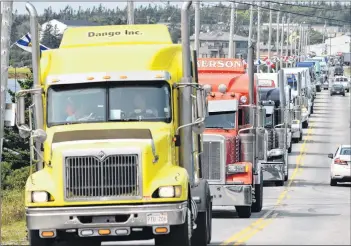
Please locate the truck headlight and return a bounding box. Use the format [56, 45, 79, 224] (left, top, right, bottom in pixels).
[32, 191, 49, 203]
[158, 186, 182, 198]
[227, 164, 248, 174]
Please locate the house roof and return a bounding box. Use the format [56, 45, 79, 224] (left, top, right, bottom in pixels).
[190, 31, 249, 42]
[58, 19, 99, 27]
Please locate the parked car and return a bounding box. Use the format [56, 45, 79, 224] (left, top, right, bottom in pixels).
[330, 83, 345, 96]
[328, 145, 351, 186]
[334, 76, 350, 92]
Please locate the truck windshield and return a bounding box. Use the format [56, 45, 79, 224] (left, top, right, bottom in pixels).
[47, 81, 171, 126]
[265, 114, 273, 127]
[205, 111, 236, 129]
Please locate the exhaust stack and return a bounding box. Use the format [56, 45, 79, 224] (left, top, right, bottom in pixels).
[180, 1, 195, 186]
[26, 2, 44, 169]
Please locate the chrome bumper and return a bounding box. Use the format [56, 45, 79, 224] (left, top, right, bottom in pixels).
[261, 162, 285, 181]
[210, 184, 252, 210]
[26, 202, 187, 230]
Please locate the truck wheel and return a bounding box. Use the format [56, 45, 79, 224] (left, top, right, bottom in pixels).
[302, 121, 308, 129]
[235, 206, 251, 218]
[284, 160, 289, 182]
[251, 172, 263, 213]
[310, 106, 314, 114]
[155, 206, 192, 246]
[28, 230, 55, 246]
[330, 178, 337, 186]
[288, 142, 292, 153]
[191, 189, 212, 245]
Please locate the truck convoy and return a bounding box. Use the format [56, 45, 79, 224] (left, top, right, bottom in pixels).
[256, 72, 292, 185]
[296, 61, 321, 93]
[197, 57, 264, 218]
[283, 67, 312, 143]
[11, 2, 213, 246]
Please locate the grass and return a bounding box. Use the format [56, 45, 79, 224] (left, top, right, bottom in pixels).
[344, 66, 351, 76]
[1, 189, 27, 244]
[8, 67, 31, 79]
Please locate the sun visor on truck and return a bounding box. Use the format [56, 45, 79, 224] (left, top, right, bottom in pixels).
[52, 129, 154, 143]
[59, 24, 173, 48]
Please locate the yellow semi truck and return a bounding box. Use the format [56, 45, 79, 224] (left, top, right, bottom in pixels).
[12, 2, 212, 246]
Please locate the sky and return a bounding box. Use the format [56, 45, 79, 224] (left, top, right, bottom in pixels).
[12, 1, 185, 14]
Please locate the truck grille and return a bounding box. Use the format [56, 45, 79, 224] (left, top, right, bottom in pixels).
[64, 154, 140, 201]
[202, 141, 222, 180]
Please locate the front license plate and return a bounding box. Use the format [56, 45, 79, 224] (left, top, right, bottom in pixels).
[146, 213, 168, 225]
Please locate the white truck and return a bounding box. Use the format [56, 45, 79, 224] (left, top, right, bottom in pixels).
[282, 67, 312, 143]
[256, 72, 292, 185]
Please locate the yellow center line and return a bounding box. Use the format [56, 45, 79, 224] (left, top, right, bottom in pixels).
[221, 123, 314, 245]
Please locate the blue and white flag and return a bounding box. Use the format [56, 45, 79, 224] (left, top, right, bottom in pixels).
[14, 33, 50, 53]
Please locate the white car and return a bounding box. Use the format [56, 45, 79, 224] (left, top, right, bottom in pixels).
[334, 76, 350, 92]
[328, 145, 351, 186]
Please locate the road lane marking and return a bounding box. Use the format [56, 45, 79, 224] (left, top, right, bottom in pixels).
[221, 124, 314, 245]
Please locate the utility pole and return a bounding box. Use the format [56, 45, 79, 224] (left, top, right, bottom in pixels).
[248, 5, 254, 48]
[298, 25, 302, 62]
[290, 21, 294, 59]
[1, 2, 14, 244]
[194, 1, 200, 54]
[276, 11, 280, 63]
[228, 2, 235, 58]
[127, 1, 134, 24]
[286, 14, 290, 66]
[268, 4, 272, 73]
[323, 20, 326, 44]
[256, 2, 261, 72]
[280, 15, 285, 69]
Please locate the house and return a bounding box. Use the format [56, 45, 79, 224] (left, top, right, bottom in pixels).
[40, 19, 99, 36]
[190, 31, 249, 59]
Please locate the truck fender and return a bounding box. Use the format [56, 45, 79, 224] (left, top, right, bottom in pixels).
[190, 178, 211, 213]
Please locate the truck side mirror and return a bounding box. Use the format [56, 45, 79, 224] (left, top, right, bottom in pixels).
[192, 87, 207, 134]
[16, 94, 31, 139]
[4, 103, 16, 127]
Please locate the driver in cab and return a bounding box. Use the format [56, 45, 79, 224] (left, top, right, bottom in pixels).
[129, 96, 158, 119]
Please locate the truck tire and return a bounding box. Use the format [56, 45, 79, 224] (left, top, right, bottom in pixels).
[330, 178, 337, 186]
[155, 206, 192, 246]
[251, 171, 263, 213]
[235, 206, 251, 218]
[310, 105, 314, 114]
[302, 121, 308, 129]
[191, 184, 212, 245]
[28, 230, 55, 246]
[299, 132, 303, 142]
[288, 141, 292, 153]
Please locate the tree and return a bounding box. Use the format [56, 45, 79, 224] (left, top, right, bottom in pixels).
[1, 73, 33, 189]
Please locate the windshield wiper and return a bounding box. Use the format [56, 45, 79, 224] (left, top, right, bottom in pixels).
[206, 126, 224, 129]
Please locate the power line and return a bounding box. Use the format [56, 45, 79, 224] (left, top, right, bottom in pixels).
[229, 1, 349, 24]
[265, 1, 351, 11]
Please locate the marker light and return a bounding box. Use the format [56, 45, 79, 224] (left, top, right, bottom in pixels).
[203, 84, 212, 94]
[103, 75, 111, 79]
[240, 95, 247, 104]
[86, 76, 94, 80]
[218, 84, 227, 94]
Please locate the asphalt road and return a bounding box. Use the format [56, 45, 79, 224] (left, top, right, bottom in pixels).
[104, 82, 351, 245]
